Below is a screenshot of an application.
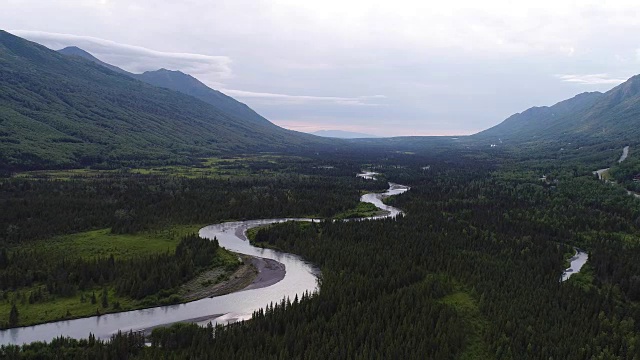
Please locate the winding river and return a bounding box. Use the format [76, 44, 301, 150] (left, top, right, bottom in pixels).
[0, 180, 409, 346]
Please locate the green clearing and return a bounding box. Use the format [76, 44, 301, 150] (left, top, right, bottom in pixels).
[0, 286, 137, 327]
[0, 225, 242, 327]
[332, 202, 384, 220]
[17, 225, 204, 260]
[440, 291, 493, 360]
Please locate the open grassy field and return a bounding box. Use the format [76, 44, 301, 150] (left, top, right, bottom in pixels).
[0, 225, 242, 328]
[332, 202, 385, 219]
[16, 225, 204, 260]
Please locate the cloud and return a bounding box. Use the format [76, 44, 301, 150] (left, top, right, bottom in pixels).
[5, 1, 640, 136]
[8, 30, 232, 80]
[10, 30, 385, 107]
[221, 89, 386, 106]
[556, 73, 627, 85]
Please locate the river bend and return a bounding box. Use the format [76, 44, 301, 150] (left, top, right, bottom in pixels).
[0, 181, 409, 345]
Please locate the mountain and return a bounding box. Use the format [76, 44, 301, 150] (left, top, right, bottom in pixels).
[0, 31, 332, 170]
[135, 69, 274, 127]
[311, 130, 378, 139]
[476, 76, 640, 146]
[475, 92, 604, 142]
[475, 92, 603, 141]
[57, 46, 130, 75]
[58, 47, 274, 127]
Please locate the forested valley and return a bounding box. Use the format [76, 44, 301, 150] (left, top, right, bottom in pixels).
[6, 19, 640, 360]
[0, 158, 390, 328]
[4, 150, 640, 359]
[1, 169, 386, 244]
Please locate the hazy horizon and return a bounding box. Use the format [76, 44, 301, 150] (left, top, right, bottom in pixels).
[4, 1, 638, 136]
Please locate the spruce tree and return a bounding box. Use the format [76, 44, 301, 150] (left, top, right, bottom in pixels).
[9, 304, 19, 327]
[101, 288, 109, 308]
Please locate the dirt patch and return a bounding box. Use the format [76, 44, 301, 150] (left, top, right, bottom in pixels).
[178, 254, 287, 302]
[178, 254, 258, 302]
[244, 257, 286, 290]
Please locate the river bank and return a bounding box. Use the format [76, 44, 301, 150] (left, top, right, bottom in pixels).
[179, 254, 286, 302]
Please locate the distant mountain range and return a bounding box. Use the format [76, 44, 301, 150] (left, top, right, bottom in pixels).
[475, 75, 640, 147]
[311, 130, 378, 139]
[0, 31, 335, 170]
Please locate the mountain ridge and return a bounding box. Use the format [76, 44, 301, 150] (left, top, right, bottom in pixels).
[57, 46, 275, 127]
[0, 31, 334, 171]
[475, 76, 640, 146]
[475, 91, 604, 140]
[57, 46, 130, 75]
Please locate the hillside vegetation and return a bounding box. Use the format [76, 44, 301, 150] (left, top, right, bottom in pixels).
[476, 76, 640, 149]
[58, 46, 276, 128]
[0, 31, 334, 171]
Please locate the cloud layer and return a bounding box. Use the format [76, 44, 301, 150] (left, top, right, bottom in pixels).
[12, 30, 387, 108]
[556, 74, 628, 85]
[10, 30, 233, 81]
[221, 90, 385, 106]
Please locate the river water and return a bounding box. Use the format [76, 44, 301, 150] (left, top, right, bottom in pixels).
[561, 249, 588, 282]
[593, 146, 630, 180]
[0, 180, 408, 345]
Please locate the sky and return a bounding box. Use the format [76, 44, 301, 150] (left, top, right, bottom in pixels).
[4, 0, 640, 136]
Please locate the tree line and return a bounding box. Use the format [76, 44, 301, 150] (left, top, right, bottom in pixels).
[0, 234, 220, 328]
[0, 173, 386, 243]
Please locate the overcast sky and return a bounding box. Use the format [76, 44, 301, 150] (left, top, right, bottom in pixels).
[4, 1, 640, 136]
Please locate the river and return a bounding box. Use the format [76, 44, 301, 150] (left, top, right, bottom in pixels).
[593, 146, 630, 180]
[573, 147, 631, 281]
[0, 180, 409, 345]
[561, 249, 588, 282]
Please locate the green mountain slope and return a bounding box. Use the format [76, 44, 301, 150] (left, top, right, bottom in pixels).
[474, 92, 603, 142]
[135, 69, 274, 127]
[58, 46, 274, 127]
[0, 31, 331, 170]
[475, 75, 640, 147]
